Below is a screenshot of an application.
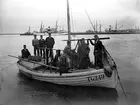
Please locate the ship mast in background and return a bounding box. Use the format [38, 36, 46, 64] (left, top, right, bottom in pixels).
[67, 0, 71, 47]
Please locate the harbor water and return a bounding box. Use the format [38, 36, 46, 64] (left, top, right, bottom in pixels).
[0, 34, 140, 105]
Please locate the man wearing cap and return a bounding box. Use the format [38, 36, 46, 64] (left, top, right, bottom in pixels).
[63, 40, 79, 69]
[63, 40, 71, 55]
[21, 45, 31, 58]
[45, 33, 55, 64]
[39, 35, 45, 58]
[77, 38, 90, 69]
[89, 35, 103, 68]
[32, 35, 39, 56]
[58, 40, 72, 70]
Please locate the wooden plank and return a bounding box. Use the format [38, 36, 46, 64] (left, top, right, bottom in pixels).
[8, 55, 59, 70]
[62, 37, 110, 41]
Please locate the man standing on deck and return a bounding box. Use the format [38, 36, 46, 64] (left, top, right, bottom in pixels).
[63, 40, 71, 55]
[89, 35, 103, 68]
[77, 38, 90, 69]
[45, 32, 55, 64]
[32, 35, 39, 56]
[63, 40, 78, 69]
[39, 35, 45, 58]
[58, 40, 72, 71]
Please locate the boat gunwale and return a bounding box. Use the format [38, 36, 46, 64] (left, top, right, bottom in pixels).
[18, 62, 118, 88]
[17, 60, 108, 78]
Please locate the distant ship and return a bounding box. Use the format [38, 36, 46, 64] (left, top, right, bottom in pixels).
[70, 30, 140, 35]
[20, 21, 68, 36]
[70, 20, 140, 35]
[20, 27, 34, 36]
[34, 21, 67, 35]
[71, 24, 140, 35]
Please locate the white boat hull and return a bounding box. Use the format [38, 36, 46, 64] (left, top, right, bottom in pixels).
[17, 60, 118, 88]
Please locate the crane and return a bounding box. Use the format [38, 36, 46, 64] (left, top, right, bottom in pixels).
[118, 25, 123, 30]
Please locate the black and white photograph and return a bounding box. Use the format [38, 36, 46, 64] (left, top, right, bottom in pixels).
[0, 0, 140, 105]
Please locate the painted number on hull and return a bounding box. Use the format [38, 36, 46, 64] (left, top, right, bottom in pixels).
[87, 74, 105, 82]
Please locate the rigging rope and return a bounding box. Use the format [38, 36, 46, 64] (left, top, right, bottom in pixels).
[0, 62, 16, 72]
[0, 62, 17, 90]
[103, 46, 127, 98]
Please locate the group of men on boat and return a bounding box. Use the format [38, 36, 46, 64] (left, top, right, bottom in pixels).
[60, 35, 104, 70]
[21, 33, 105, 71]
[31, 33, 55, 63]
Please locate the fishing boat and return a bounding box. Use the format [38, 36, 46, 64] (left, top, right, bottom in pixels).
[11, 0, 118, 89]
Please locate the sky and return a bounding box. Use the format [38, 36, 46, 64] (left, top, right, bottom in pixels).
[0, 0, 140, 33]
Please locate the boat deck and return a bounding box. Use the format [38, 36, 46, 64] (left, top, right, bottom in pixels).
[19, 58, 102, 75]
[32, 64, 99, 74]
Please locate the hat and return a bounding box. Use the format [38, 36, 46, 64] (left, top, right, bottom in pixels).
[48, 32, 51, 35]
[81, 38, 85, 40]
[94, 35, 99, 39]
[67, 40, 71, 44]
[81, 38, 85, 43]
[23, 45, 26, 48]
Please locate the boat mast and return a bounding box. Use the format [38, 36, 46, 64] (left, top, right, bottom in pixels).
[115, 20, 117, 31]
[67, 0, 71, 47]
[28, 26, 31, 32]
[96, 20, 98, 32]
[40, 21, 43, 33]
[55, 14, 58, 32]
[55, 20, 58, 32]
[99, 20, 102, 32]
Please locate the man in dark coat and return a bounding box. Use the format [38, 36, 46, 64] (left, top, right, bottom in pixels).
[39, 35, 45, 58]
[45, 33, 55, 64]
[32, 35, 39, 56]
[51, 50, 61, 66]
[21, 45, 31, 58]
[89, 35, 103, 68]
[77, 38, 90, 69]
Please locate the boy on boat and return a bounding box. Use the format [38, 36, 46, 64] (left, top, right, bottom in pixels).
[32, 35, 39, 56]
[77, 38, 90, 69]
[39, 35, 45, 58]
[62, 40, 72, 68]
[21, 45, 31, 58]
[58, 40, 78, 69]
[57, 41, 73, 74]
[45, 32, 55, 64]
[51, 50, 61, 66]
[89, 35, 104, 68]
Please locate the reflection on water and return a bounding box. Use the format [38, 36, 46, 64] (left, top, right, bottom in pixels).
[17, 72, 118, 105]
